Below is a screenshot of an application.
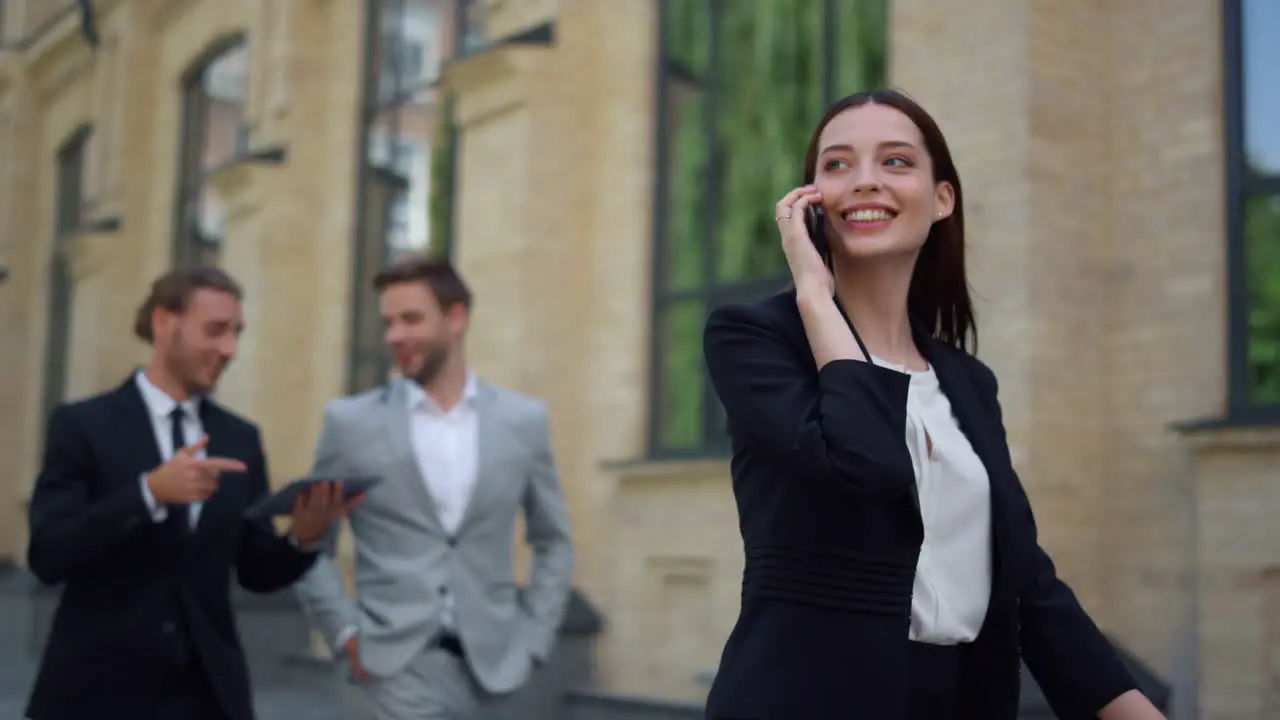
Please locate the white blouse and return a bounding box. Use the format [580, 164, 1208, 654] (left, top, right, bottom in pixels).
[871, 355, 994, 645]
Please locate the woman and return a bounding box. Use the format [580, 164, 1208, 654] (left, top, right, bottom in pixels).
[702, 90, 1166, 720]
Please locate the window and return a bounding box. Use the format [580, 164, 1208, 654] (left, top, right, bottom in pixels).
[1226, 0, 1280, 419]
[42, 126, 90, 424]
[457, 0, 488, 54]
[348, 0, 465, 393]
[173, 38, 249, 268]
[649, 0, 888, 457]
[378, 12, 439, 101]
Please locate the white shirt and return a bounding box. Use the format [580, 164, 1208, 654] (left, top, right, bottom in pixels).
[335, 375, 480, 650]
[871, 356, 994, 645]
[406, 376, 481, 538]
[135, 370, 205, 528]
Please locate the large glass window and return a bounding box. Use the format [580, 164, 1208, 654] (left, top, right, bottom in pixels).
[348, 0, 478, 393]
[649, 0, 888, 456]
[42, 126, 90, 423]
[1228, 0, 1280, 417]
[172, 38, 249, 268]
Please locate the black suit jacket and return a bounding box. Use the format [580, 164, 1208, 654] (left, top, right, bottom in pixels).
[25, 376, 318, 720]
[701, 292, 1136, 720]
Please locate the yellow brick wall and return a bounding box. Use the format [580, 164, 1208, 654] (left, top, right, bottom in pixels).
[0, 0, 364, 558]
[0, 1, 1275, 718]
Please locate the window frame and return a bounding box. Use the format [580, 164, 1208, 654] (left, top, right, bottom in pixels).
[345, 0, 467, 395]
[41, 125, 91, 426]
[646, 0, 848, 459]
[1223, 0, 1280, 423]
[171, 35, 249, 268]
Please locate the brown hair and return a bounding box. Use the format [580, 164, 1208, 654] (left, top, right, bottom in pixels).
[133, 266, 243, 344]
[372, 255, 473, 311]
[803, 88, 977, 353]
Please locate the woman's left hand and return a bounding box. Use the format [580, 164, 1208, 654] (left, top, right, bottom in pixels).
[1096, 690, 1166, 720]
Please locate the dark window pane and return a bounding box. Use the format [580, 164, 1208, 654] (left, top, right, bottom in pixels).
[662, 83, 707, 293]
[1243, 0, 1280, 177]
[173, 41, 248, 267]
[458, 0, 488, 54]
[1246, 192, 1280, 403]
[656, 298, 707, 452]
[41, 253, 73, 421]
[367, 98, 446, 256]
[351, 349, 391, 393]
[659, 0, 710, 294]
[351, 1, 456, 393]
[712, 2, 823, 284]
[648, 0, 888, 455]
[201, 44, 249, 169]
[43, 130, 88, 425]
[377, 0, 446, 105]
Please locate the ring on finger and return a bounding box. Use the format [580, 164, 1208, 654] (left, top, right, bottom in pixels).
[776, 213, 792, 221]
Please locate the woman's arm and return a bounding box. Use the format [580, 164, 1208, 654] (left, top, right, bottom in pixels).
[973, 362, 1160, 719]
[795, 284, 867, 368]
[702, 297, 914, 496]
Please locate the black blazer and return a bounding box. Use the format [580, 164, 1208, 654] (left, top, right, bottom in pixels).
[24, 376, 318, 720]
[701, 292, 1136, 720]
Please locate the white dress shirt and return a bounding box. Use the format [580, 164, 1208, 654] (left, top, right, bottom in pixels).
[335, 374, 480, 650]
[870, 356, 994, 645]
[135, 370, 205, 528]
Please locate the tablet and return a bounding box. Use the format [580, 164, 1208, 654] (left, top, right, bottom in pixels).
[243, 476, 381, 519]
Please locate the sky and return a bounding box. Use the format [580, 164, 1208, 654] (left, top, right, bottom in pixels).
[1244, 0, 1279, 174]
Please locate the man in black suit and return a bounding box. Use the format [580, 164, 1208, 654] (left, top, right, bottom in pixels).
[25, 266, 360, 720]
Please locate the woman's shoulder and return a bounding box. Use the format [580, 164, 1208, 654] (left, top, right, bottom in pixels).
[922, 336, 1000, 400]
[705, 288, 804, 340]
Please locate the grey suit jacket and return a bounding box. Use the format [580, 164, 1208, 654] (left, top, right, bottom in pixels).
[292, 378, 574, 694]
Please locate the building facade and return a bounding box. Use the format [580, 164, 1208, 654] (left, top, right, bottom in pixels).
[0, 1, 1276, 718]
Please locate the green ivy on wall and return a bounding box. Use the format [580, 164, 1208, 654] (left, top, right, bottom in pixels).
[1246, 191, 1280, 403]
[428, 93, 458, 261]
[653, 0, 889, 455]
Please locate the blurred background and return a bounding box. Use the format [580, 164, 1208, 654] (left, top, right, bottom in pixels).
[0, 0, 1275, 718]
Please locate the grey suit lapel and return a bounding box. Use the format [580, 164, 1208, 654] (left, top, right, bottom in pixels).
[380, 380, 445, 530]
[457, 381, 503, 534]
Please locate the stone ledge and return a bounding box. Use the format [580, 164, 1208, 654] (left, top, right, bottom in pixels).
[205, 145, 288, 222]
[1172, 418, 1280, 454]
[563, 688, 702, 715]
[600, 457, 728, 486]
[63, 215, 122, 281]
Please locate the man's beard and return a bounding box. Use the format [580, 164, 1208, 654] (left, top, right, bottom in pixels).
[411, 340, 451, 387]
[166, 327, 215, 396]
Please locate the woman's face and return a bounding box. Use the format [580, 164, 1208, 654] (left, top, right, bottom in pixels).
[812, 103, 954, 260]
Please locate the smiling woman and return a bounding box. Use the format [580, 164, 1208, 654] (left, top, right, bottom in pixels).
[700, 90, 1166, 720]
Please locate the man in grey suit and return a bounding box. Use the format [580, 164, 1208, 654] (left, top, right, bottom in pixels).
[293, 257, 575, 719]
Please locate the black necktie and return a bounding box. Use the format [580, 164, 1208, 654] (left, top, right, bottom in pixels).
[166, 406, 190, 534]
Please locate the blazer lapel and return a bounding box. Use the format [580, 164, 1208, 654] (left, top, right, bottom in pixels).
[456, 381, 501, 535]
[109, 375, 164, 476]
[189, 401, 233, 544]
[915, 330, 1012, 579]
[380, 381, 445, 530]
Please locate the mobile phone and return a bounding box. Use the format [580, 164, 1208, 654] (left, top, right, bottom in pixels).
[805, 206, 829, 259]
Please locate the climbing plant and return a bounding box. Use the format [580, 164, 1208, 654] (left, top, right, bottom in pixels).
[428, 92, 458, 261]
[1246, 190, 1280, 403]
[1233, 0, 1280, 413]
